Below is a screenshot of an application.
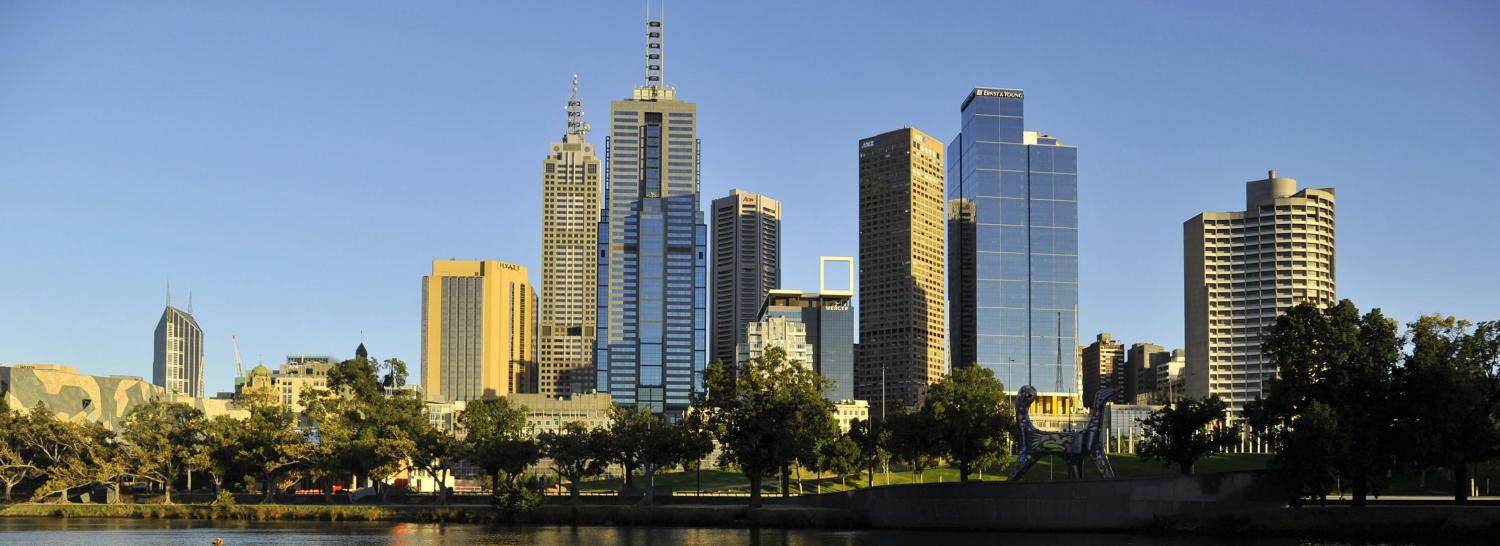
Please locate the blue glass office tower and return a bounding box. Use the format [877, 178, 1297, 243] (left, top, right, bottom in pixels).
[594, 13, 708, 415]
[948, 88, 1079, 412]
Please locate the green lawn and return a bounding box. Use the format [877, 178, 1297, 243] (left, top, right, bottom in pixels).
[579, 453, 1274, 495]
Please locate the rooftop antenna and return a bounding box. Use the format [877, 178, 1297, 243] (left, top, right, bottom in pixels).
[566, 74, 590, 137]
[165, 278, 172, 308]
[187, 291, 194, 315]
[644, 0, 664, 88]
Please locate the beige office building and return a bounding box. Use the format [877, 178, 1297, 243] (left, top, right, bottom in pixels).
[856, 127, 946, 418]
[711, 189, 781, 368]
[539, 76, 603, 398]
[1081, 333, 1125, 405]
[421, 260, 537, 403]
[737, 316, 813, 370]
[1184, 171, 1335, 415]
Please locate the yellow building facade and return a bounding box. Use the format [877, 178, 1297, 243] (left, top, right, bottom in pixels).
[421, 260, 537, 403]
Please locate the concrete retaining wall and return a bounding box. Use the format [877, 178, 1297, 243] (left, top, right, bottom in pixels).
[784, 471, 1280, 531]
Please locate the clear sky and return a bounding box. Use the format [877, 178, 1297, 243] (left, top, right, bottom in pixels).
[2, 1, 1497, 395]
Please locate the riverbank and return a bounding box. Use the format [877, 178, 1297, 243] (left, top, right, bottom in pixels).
[0, 502, 864, 528]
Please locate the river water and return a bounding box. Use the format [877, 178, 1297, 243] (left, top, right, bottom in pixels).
[0, 518, 1425, 545]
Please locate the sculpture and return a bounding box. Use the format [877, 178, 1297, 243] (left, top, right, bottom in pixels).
[1006, 384, 1116, 481]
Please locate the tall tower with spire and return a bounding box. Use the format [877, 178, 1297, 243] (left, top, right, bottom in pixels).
[154, 285, 205, 397]
[539, 75, 604, 398]
[596, 2, 707, 414]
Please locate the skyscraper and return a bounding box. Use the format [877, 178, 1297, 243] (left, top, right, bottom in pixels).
[1081, 333, 1124, 405]
[420, 259, 537, 403]
[595, 8, 707, 415]
[710, 189, 781, 368]
[753, 256, 856, 401]
[857, 128, 945, 419]
[947, 87, 1080, 415]
[153, 290, 204, 397]
[539, 76, 603, 398]
[1184, 171, 1335, 415]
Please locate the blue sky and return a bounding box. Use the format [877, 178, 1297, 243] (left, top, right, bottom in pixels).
[2, 1, 1497, 394]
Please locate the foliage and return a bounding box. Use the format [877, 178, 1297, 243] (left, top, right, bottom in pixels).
[305, 353, 425, 501]
[885, 410, 941, 483]
[458, 397, 540, 491]
[1398, 315, 1500, 503]
[1137, 396, 1236, 475]
[919, 365, 1014, 482]
[847, 419, 889, 487]
[1247, 300, 1403, 504]
[121, 400, 207, 504]
[814, 435, 859, 487]
[0, 399, 41, 501]
[539, 421, 611, 503]
[696, 347, 836, 507]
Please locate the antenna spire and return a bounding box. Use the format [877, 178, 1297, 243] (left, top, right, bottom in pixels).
[187, 291, 194, 314]
[566, 74, 590, 137]
[165, 278, 172, 308]
[644, 0, 664, 88]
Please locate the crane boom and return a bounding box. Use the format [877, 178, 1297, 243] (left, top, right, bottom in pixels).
[232, 335, 244, 380]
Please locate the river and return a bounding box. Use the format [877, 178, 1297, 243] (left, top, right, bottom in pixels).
[0, 518, 1431, 545]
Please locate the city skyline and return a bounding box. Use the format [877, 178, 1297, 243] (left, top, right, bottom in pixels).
[3, 1, 1498, 396]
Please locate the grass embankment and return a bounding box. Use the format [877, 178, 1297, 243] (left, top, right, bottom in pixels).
[581, 453, 1274, 495]
[0, 503, 493, 523]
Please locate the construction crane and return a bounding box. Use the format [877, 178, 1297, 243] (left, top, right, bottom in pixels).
[232, 335, 245, 384]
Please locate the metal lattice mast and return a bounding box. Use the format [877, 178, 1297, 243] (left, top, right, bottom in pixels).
[566, 74, 589, 137]
[645, 0, 664, 88]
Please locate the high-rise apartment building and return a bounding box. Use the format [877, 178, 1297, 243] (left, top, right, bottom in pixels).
[1081, 333, 1124, 405]
[421, 260, 537, 403]
[753, 257, 855, 401]
[1184, 171, 1335, 415]
[710, 189, 780, 368]
[594, 11, 708, 415]
[857, 128, 946, 419]
[153, 292, 204, 397]
[738, 316, 812, 370]
[1125, 342, 1170, 403]
[539, 76, 603, 398]
[947, 87, 1080, 415]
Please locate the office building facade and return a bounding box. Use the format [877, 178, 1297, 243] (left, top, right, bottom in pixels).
[947, 87, 1080, 414]
[539, 76, 603, 398]
[710, 189, 781, 368]
[1125, 342, 1170, 404]
[857, 127, 946, 418]
[153, 296, 204, 398]
[421, 260, 537, 403]
[1184, 171, 1336, 415]
[595, 13, 708, 414]
[754, 257, 856, 401]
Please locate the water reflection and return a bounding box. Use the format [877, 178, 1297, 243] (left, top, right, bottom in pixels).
[0, 518, 1441, 546]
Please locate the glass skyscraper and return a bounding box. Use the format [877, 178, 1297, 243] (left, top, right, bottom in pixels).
[948, 87, 1079, 412]
[594, 12, 707, 415]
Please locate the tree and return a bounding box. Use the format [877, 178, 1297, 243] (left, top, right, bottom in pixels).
[237, 404, 308, 502]
[637, 412, 714, 504]
[696, 347, 835, 507]
[307, 353, 427, 502]
[886, 411, 940, 483]
[1138, 396, 1236, 475]
[410, 423, 460, 505]
[540, 422, 611, 504]
[0, 399, 40, 502]
[458, 397, 540, 492]
[120, 400, 206, 504]
[1248, 301, 1405, 505]
[19, 405, 124, 503]
[605, 406, 653, 490]
[920, 366, 1013, 482]
[196, 415, 245, 493]
[848, 419, 888, 488]
[815, 435, 859, 488]
[1400, 316, 1500, 503]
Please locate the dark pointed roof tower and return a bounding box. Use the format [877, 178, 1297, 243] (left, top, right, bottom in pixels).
[356, 342, 368, 359]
